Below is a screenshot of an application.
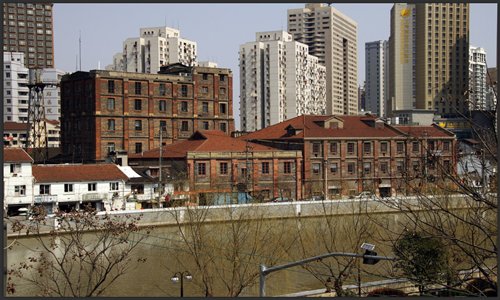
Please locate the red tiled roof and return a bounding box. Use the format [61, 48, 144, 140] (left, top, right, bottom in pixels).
[4, 122, 29, 131]
[394, 124, 454, 138]
[45, 119, 60, 126]
[32, 163, 129, 183]
[3, 148, 34, 163]
[239, 115, 403, 140]
[130, 130, 279, 159]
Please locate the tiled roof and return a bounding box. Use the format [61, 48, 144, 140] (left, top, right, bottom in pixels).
[32, 163, 129, 183]
[239, 115, 403, 140]
[394, 124, 454, 138]
[129, 130, 279, 159]
[4, 122, 29, 131]
[3, 148, 33, 163]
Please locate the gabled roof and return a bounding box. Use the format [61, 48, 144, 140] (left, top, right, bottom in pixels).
[32, 163, 129, 183]
[129, 130, 279, 159]
[239, 115, 403, 140]
[3, 148, 33, 163]
[4, 122, 29, 131]
[394, 124, 455, 138]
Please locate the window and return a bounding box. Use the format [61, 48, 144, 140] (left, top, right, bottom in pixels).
[159, 100, 166, 112]
[64, 184, 73, 193]
[110, 182, 119, 191]
[202, 121, 209, 130]
[134, 99, 142, 110]
[181, 121, 189, 131]
[134, 120, 142, 131]
[443, 141, 450, 152]
[88, 183, 96, 191]
[135, 143, 142, 153]
[312, 142, 321, 154]
[197, 163, 206, 176]
[10, 163, 21, 174]
[15, 185, 26, 196]
[380, 142, 388, 153]
[262, 162, 270, 174]
[428, 140, 435, 151]
[220, 74, 225, 82]
[5, 72, 10, 78]
[363, 162, 371, 175]
[412, 161, 419, 172]
[201, 86, 208, 94]
[181, 85, 188, 97]
[202, 102, 209, 113]
[159, 83, 166, 96]
[443, 160, 451, 172]
[219, 122, 227, 132]
[202, 73, 208, 80]
[180, 101, 188, 112]
[330, 163, 338, 174]
[40, 184, 50, 195]
[363, 142, 372, 155]
[219, 103, 227, 114]
[396, 161, 405, 174]
[412, 141, 420, 152]
[107, 98, 115, 110]
[312, 163, 321, 175]
[134, 82, 141, 95]
[108, 80, 115, 93]
[347, 162, 356, 175]
[284, 162, 292, 174]
[330, 142, 338, 155]
[347, 142, 356, 155]
[396, 142, 404, 154]
[220, 162, 228, 175]
[107, 119, 115, 130]
[107, 142, 115, 153]
[380, 162, 388, 174]
[220, 87, 226, 95]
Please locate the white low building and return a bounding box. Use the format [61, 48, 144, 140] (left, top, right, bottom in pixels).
[3, 148, 35, 215]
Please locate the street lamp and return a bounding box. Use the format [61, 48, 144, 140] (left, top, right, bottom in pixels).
[171, 271, 192, 297]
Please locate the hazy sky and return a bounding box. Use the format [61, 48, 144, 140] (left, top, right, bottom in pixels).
[53, 3, 497, 129]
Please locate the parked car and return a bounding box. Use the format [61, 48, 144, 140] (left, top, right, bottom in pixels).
[271, 197, 290, 203]
[311, 195, 324, 201]
[355, 191, 376, 200]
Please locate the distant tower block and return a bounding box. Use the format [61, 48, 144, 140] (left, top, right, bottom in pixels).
[26, 69, 53, 162]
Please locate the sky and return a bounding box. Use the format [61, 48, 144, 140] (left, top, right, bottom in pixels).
[53, 3, 497, 129]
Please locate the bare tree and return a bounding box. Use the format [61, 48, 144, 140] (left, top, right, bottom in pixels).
[7, 206, 149, 297]
[165, 203, 296, 296]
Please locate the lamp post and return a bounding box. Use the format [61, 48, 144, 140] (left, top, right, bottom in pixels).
[171, 271, 192, 297]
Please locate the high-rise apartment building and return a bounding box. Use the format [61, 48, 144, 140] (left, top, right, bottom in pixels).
[239, 31, 326, 131]
[486, 68, 497, 111]
[469, 46, 487, 110]
[4, 52, 64, 123]
[2, 3, 54, 68]
[389, 3, 469, 117]
[388, 3, 416, 115]
[415, 3, 469, 116]
[107, 26, 197, 73]
[365, 40, 388, 117]
[288, 3, 358, 115]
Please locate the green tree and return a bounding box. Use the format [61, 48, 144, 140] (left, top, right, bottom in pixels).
[393, 231, 449, 295]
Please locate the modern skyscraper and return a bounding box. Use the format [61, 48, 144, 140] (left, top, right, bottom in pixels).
[2, 3, 54, 68]
[288, 3, 358, 115]
[239, 31, 326, 131]
[389, 3, 469, 117]
[107, 26, 197, 73]
[469, 46, 487, 110]
[388, 3, 416, 115]
[365, 40, 388, 117]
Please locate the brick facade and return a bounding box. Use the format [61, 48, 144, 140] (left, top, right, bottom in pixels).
[60, 64, 235, 162]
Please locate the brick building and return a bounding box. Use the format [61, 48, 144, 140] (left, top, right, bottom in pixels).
[60, 63, 234, 162]
[240, 114, 457, 198]
[128, 130, 302, 204]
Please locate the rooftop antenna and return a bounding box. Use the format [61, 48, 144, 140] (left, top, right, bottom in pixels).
[98, 60, 101, 70]
[79, 30, 82, 71]
[75, 54, 78, 72]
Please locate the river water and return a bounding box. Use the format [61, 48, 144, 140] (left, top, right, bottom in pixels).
[6, 203, 495, 297]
